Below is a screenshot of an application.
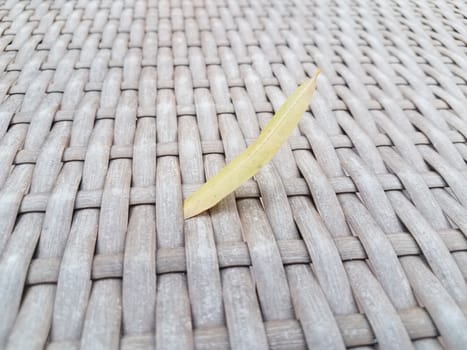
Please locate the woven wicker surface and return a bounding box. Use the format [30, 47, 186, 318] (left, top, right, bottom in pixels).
[0, 0, 467, 349]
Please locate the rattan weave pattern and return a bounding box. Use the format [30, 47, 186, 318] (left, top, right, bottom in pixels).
[0, 0, 466, 349]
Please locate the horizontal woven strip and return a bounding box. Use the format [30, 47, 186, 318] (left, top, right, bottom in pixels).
[26, 229, 467, 285]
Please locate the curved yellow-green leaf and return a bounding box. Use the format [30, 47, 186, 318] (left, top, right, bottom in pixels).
[184, 70, 321, 219]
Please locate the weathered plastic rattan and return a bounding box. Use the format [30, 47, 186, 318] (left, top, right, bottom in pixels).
[0, 0, 466, 349]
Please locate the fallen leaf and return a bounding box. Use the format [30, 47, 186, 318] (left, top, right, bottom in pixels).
[184, 69, 321, 219]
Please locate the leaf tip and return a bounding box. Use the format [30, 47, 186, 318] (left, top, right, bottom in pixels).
[183, 201, 196, 220]
[309, 68, 321, 84]
[301, 69, 321, 92]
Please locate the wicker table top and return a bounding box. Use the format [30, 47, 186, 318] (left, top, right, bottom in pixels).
[0, 0, 466, 349]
